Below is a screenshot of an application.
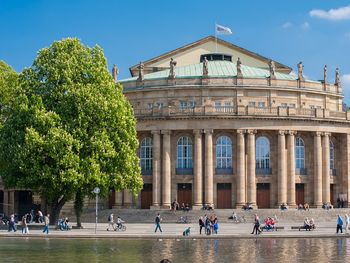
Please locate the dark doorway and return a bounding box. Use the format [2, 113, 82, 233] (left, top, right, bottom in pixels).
[216, 183, 232, 208]
[0, 191, 3, 213]
[17, 191, 33, 218]
[109, 190, 116, 209]
[177, 183, 192, 207]
[296, 184, 305, 206]
[257, 183, 270, 208]
[141, 184, 153, 209]
[330, 184, 335, 206]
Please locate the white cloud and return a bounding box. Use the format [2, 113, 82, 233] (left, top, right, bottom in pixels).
[282, 22, 293, 29]
[301, 22, 310, 30]
[310, 5, 350, 21]
[342, 74, 350, 87]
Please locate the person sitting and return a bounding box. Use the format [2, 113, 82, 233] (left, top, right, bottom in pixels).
[180, 203, 185, 211]
[243, 203, 253, 211]
[280, 203, 288, 211]
[171, 200, 179, 211]
[116, 216, 124, 229]
[301, 217, 311, 231]
[183, 227, 191, 236]
[309, 218, 316, 230]
[229, 211, 238, 221]
[64, 217, 70, 230]
[298, 204, 304, 210]
[184, 203, 190, 212]
[303, 203, 310, 211]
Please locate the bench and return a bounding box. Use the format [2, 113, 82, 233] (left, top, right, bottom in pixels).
[291, 226, 315, 231]
[261, 226, 284, 231]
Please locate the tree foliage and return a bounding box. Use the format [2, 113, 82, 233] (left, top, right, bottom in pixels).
[0, 39, 143, 223]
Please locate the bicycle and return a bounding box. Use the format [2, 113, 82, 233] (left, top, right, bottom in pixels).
[113, 223, 126, 231]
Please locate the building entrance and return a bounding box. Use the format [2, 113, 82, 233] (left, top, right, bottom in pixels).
[216, 183, 232, 208]
[257, 183, 270, 208]
[296, 184, 305, 206]
[177, 183, 192, 207]
[16, 191, 33, 218]
[141, 184, 153, 209]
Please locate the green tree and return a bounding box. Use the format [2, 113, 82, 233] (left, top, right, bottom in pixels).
[0, 39, 143, 225]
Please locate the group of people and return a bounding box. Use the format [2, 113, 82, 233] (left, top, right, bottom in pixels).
[107, 213, 125, 231]
[58, 217, 70, 231]
[297, 203, 310, 211]
[6, 212, 50, 234]
[301, 217, 316, 231]
[198, 214, 219, 235]
[171, 200, 191, 212]
[336, 214, 350, 234]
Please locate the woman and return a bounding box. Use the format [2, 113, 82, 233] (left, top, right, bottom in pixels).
[251, 214, 261, 235]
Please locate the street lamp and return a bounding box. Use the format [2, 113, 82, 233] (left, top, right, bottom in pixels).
[93, 187, 100, 234]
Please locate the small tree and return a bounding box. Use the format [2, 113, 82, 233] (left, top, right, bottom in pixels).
[0, 39, 143, 224]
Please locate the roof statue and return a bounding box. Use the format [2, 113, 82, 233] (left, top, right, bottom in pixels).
[323, 65, 327, 84]
[138, 62, 144, 81]
[203, 56, 209, 77]
[236, 57, 243, 77]
[112, 64, 119, 82]
[297, 62, 304, 81]
[335, 67, 341, 86]
[269, 60, 276, 79]
[169, 58, 177, 79]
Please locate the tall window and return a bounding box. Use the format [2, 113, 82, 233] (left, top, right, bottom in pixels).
[295, 137, 305, 169]
[140, 137, 152, 171]
[330, 140, 335, 169]
[256, 137, 270, 169]
[216, 136, 232, 169]
[177, 136, 193, 169]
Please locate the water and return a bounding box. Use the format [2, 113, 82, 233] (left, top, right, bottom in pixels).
[0, 237, 349, 263]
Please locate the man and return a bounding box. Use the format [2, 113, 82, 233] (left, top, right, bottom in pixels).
[116, 216, 124, 230]
[337, 215, 343, 234]
[8, 214, 16, 232]
[107, 213, 114, 231]
[154, 213, 162, 233]
[43, 214, 50, 234]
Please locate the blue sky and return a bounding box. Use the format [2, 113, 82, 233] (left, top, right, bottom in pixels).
[1, 0, 350, 103]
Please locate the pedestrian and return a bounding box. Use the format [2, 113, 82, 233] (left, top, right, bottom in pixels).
[43, 214, 50, 234]
[336, 214, 343, 234]
[107, 213, 114, 231]
[8, 214, 16, 232]
[154, 213, 162, 233]
[38, 210, 43, 223]
[251, 214, 261, 235]
[345, 214, 350, 234]
[198, 216, 204, 235]
[21, 214, 29, 234]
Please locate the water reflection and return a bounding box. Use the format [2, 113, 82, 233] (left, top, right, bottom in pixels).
[1, 238, 350, 262]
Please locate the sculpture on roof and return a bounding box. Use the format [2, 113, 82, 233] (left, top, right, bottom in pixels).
[169, 58, 177, 79]
[335, 67, 341, 86]
[323, 65, 327, 84]
[297, 62, 304, 81]
[112, 64, 119, 82]
[236, 57, 242, 77]
[138, 62, 144, 81]
[203, 56, 209, 77]
[269, 60, 276, 79]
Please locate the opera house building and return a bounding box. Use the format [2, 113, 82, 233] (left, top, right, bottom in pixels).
[113, 36, 350, 210]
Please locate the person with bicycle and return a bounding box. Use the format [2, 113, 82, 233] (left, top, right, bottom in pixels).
[116, 216, 124, 230]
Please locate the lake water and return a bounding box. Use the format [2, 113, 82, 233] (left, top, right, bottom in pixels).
[0, 237, 349, 262]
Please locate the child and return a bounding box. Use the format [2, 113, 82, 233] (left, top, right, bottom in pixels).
[183, 227, 191, 236]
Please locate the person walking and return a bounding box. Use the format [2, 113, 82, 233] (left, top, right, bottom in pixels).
[336, 214, 344, 234]
[21, 214, 29, 234]
[251, 214, 261, 235]
[8, 214, 17, 232]
[43, 214, 50, 234]
[345, 214, 350, 234]
[198, 216, 205, 235]
[154, 213, 162, 233]
[107, 213, 114, 231]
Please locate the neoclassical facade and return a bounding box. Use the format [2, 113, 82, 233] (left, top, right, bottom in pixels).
[112, 36, 350, 209]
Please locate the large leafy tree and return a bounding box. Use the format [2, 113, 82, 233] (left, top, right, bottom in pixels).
[0, 39, 143, 224]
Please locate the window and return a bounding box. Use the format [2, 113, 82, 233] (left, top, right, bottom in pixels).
[256, 137, 270, 169]
[155, 102, 164, 109]
[330, 140, 335, 169]
[249, 101, 256, 107]
[310, 105, 315, 109]
[224, 102, 232, 107]
[177, 136, 193, 169]
[140, 137, 152, 171]
[214, 101, 221, 108]
[295, 137, 305, 169]
[147, 103, 153, 109]
[189, 100, 196, 108]
[216, 136, 232, 169]
[258, 102, 265, 108]
[281, 103, 288, 108]
[180, 101, 188, 109]
[289, 103, 296, 108]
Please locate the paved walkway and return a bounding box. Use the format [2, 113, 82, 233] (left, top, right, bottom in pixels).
[1, 222, 349, 239]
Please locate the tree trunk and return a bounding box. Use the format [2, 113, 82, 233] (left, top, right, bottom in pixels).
[49, 197, 66, 226]
[74, 190, 84, 228]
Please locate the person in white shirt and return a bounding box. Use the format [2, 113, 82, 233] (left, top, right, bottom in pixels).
[116, 216, 124, 229]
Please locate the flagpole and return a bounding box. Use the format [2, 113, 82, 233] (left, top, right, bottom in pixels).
[215, 23, 218, 52]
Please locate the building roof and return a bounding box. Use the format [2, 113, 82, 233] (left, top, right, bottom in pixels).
[120, 60, 318, 83]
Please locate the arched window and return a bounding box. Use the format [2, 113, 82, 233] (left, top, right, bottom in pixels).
[140, 137, 152, 171]
[256, 137, 270, 169]
[330, 140, 335, 169]
[295, 137, 305, 169]
[216, 136, 232, 169]
[177, 136, 193, 169]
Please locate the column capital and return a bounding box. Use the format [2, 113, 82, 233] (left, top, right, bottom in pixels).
[203, 129, 213, 134]
[315, 131, 322, 137]
[323, 132, 331, 137]
[193, 129, 202, 136]
[246, 129, 257, 135]
[161, 130, 171, 135]
[278, 130, 286, 136]
[237, 129, 245, 135]
[287, 130, 297, 136]
[151, 130, 161, 135]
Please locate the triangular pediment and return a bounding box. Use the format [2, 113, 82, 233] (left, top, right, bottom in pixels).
[129, 36, 291, 77]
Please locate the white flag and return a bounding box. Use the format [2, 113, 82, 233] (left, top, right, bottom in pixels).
[216, 24, 232, 35]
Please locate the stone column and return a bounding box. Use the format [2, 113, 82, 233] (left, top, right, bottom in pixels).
[204, 129, 214, 207]
[123, 190, 133, 208]
[278, 130, 287, 205]
[287, 131, 296, 207]
[113, 191, 123, 208]
[322, 132, 331, 204]
[162, 130, 171, 208]
[342, 134, 350, 207]
[314, 132, 323, 207]
[193, 129, 203, 209]
[9, 191, 14, 214]
[3, 190, 8, 216]
[152, 130, 161, 207]
[247, 129, 256, 206]
[236, 129, 246, 207]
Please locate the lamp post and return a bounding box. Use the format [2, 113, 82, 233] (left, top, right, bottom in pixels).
[93, 187, 100, 234]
